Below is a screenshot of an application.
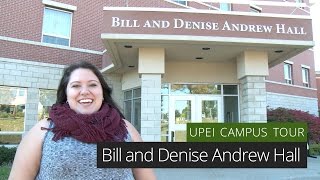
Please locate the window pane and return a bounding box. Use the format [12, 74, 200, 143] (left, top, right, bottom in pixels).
[124, 100, 132, 121]
[175, 100, 191, 124]
[43, 35, 69, 46]
[223, 85, 238, 95]
[43, 8, 71, 37]
[38, 89, 57, 120]
[0, 87, 26, 132]
[224, 96, 239, 123]
[124, 90, 132, 100]
[0, 135, 21, 145]
[220, 3, 231, 11]
[201, 100, 218, 123]
[161, 96, 169, 142]
[171, 84, 221, 94]
[133, 99, 141, 132]
[161, 83, 169, 95]
[173, 0, 187, 5]
[133, 88, 141, 98]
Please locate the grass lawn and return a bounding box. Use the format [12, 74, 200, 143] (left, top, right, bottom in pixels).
[0, 164, 11, 180]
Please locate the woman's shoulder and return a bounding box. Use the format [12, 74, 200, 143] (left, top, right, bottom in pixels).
[123, 119, 143, 142]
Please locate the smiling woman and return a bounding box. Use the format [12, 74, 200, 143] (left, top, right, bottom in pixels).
[9, 61, 156, 180]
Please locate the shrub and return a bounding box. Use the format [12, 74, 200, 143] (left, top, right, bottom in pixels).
[309, 143, 320, 156]
[0, 146, 16, 166]
[267, 108, 320, 143]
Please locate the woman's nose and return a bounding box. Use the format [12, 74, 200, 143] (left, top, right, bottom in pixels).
[80, 87, 89, 95]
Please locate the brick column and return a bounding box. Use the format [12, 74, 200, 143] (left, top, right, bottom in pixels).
[103, 74, 124, 110]
[140, 74, 162, 141]
[239, 76, 267, 122]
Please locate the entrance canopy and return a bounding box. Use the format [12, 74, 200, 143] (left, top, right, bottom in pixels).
[101, 7, 314, 74]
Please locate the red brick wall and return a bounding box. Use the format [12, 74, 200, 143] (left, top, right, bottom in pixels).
[266, 82, 317, 98]
[267, 50, 316, 88]
[0, 40, 102, 68]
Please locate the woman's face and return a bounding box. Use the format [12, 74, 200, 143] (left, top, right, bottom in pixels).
[66, 68, 103, 114]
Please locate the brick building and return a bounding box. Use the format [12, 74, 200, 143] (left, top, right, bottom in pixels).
[0, 0, 318, 143]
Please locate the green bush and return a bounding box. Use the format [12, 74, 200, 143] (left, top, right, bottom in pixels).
[0, 146, 16, 166]
[309, 143, 320, 156]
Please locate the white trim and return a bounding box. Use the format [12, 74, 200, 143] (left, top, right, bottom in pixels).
[301, 64, 310, 69]
[265, 80, 317, 90]
[0, 57, 65, 68]
[42, 0, 77, 11]
[267, 92, 318, 101]
[101, 33, 314, 47]
[0, 35, 103, 55]
[284, 60, 294, 64]
[250, 4, 262, 11]
[103, 7, 311, 19]
[0, 131, 23, 135]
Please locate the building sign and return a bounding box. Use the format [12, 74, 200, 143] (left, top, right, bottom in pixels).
[103, 9, 313, 41]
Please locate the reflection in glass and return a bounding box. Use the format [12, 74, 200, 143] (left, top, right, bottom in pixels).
[0, 87, 26, 132]
[38, 89, 57, 120]
[175, 100, 191, 124]
[174, 130, 186, 142]
[161, 96, 169, 142]
[0, 135, 21, 145]
[223, 85, 238, 95]
[224, 96, 239, 123]
[161, 83, 169, 95]
[201, 100, 218, 123]
[171, 84, 221, 94]
[133, 99, 141, 132]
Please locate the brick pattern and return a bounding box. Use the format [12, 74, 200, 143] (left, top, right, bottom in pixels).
[140, 74, 161, 142]
[0, 40, 102, 68]
[239, 76, 267, 122]
[267, 92, 318, 116]
[0, 58, 65, 131]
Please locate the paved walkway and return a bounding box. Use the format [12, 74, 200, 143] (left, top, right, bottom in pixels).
[155, 157, 320, 180]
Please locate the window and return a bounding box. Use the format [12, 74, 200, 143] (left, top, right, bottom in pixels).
[302, 67, 310, 87]
[173, 0, 187, 6]
[284, 63, 293, 84]
[42, 7, 72, 46]
[38, 89, 57, 120]
[0, 86, 26, 132]
[220, 3, 231, 11]
[124, 88, 141, 132]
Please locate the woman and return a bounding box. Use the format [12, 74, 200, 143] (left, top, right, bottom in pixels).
[9, 61, 156, 180]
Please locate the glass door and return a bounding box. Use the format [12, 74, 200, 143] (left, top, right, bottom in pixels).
[168, 95, 223, 142]
[169, 96, 195, 142]
[196, 96, 223, 123]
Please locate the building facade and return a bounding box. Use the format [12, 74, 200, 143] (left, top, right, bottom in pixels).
[0, 0, 317, 144]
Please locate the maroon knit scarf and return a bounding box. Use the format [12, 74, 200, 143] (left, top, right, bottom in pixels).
[47, 103, 128, 143]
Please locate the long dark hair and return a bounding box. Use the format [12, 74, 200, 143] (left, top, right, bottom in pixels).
[56, 61, 124, 118]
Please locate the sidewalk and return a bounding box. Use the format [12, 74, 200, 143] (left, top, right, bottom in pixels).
[155, 157, 320, 180]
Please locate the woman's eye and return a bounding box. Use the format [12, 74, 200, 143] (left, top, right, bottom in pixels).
[89, 84, 97, 87]
[71, 85, 80, 88]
